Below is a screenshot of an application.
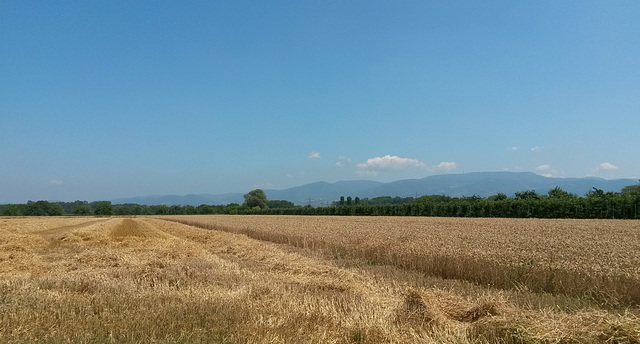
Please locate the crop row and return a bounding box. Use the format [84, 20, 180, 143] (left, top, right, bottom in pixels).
[163, 215, 640, 307]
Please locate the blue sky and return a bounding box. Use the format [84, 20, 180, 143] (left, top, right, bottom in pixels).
[1, 1, 639, 203]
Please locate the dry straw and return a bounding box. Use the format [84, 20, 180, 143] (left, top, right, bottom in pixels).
[165, 215, 640, 307]
[1, 216, 638, 343]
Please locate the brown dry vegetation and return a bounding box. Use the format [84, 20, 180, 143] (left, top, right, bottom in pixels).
[0, 216, 639, 343]
[165, 215, 640, 307]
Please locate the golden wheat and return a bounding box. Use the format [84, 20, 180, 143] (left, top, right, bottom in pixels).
[1, 216, 638, 343]
[164, 215, 640, 306]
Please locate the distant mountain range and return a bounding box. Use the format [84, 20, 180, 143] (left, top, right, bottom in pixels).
[112, 172, 638, 206]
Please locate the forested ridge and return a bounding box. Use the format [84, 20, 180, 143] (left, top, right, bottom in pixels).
[2, 183, 639, 219]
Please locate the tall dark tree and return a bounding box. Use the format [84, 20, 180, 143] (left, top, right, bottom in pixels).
[243, 189, 268, 209]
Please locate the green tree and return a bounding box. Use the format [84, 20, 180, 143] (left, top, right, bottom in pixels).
[621, 180, 640, 195]
[184, 205, 197, 214]
[197, 204, 215, 214]
[488, 193, 508, 201]
[515, 190, 540, 200]
[267, 200, 295, 208]
[587, 187, 606, 198]
[154, 204, 169, 215]
[0, 204, 24, 216]
[47, 202, 64, 216]
[243, 189, 268, 209]
[93, 201, 113, 216]
[548, 186, 576, 199]
[24, 200, 63, 216]
[74, 205, 92, 216]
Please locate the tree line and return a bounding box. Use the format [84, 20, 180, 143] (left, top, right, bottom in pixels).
[247, 184, 640, 219]
[0, 195, 294, 217]
[2, 183, 639, 219]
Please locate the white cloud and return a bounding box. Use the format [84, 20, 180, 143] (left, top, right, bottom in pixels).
[308, 151, 320, 159]
[507, 146, 520, 151]
[357, 155, 426, 171]
[535, 164, 559, 178]
[598, 162, 618, 170]
[335, 156, 352, 167]
[536, 164, 552, 171]
[531, 146, 542, 152]
[50, 180, 64, 185]
[591, 162, 618, 175]
[436, 161, 457, 171]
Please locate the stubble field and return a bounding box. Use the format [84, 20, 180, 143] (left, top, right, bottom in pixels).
[1, 215, 639, 343]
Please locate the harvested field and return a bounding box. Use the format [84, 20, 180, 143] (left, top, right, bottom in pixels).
[1, 216, 639, 343]
[165, 215, 640, 306]
[110, 218, 172, 239]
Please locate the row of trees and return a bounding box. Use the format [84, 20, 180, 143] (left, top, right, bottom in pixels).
[0, 190, 293, 216]
[0, 200, 116, 216]
[333, 196, 415, 206]
[252, 184, 640, 219]
[2, 183, 639, 219]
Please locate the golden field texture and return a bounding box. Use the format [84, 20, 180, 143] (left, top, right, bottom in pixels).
[0, 216, 638, 343]
[165, 215, 640, 307]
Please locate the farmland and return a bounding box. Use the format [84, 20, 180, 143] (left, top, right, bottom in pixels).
[166, 215, 640, 306]
[1, 216, 639, 343]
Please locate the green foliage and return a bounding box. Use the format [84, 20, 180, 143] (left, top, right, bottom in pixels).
[587, 187, 606, 198]
[515, 190, 540, 200]
[0, 204, 24, 216]
[547, 186, 576, 199]
[22, 201, 63, 216]
[113, 203, 152, 215]
[243, 189, 268, 209]
[93, 201, 113, 216]
[620, 180, 640, 195]
[74, 205, 92, 215]
[335, 196, 414, 206]
[488, 193, 508, 201]
[3, 182, 639, 219]
[197, 204, 215, 214]
[266, 200, 295, 209]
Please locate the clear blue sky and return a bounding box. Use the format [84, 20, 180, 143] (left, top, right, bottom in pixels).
[1, 1, 639, 203]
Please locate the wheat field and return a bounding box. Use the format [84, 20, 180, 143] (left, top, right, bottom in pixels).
[1, 216, 639, 343]
[165, 215, 640, 306]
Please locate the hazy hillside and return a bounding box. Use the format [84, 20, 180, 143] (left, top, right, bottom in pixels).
[364, 172, 634, 199]
[264, 180, 384, 206]
[112, 193, 244, 206]
[112, 172, 637, 206]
